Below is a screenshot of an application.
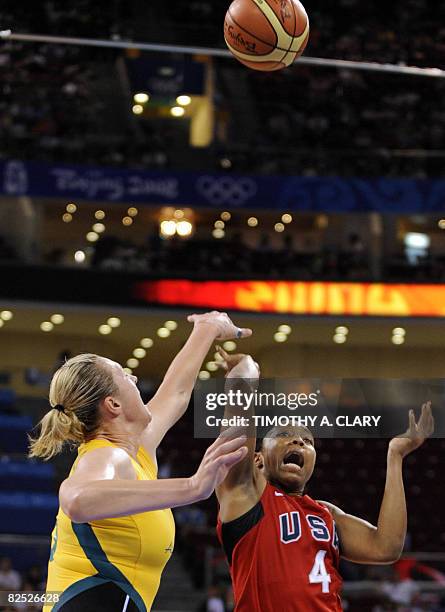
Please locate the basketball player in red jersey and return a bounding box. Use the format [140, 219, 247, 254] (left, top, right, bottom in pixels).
[214, 349, 434, 612]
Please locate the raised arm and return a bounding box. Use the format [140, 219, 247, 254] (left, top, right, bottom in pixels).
[141, 312, 252, 459]
[60, 435, 248, 523]
[215, 348, 263, 522]
[320, 402, 434, 564]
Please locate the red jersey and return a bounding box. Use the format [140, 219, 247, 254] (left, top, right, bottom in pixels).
[217, 483, 343, 612]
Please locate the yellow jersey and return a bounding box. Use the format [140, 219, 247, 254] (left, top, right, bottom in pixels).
[44, 439, 175, 612]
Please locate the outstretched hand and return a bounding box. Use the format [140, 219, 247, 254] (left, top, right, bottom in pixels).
[187, 311, 252, 341]
[215, 346, 260, 380]
[388, 401, 434, 459]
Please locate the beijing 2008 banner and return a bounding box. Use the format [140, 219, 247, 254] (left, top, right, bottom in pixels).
[134, 280, 445, 317]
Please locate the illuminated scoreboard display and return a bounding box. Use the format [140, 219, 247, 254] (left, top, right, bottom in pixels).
[135, 280, 445, 318]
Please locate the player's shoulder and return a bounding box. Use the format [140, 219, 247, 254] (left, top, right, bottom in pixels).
[74, 445, 136, 480]
[315, 499, 344, 518]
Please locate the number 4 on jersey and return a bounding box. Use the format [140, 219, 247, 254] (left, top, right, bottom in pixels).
[309, 550, 331, 593]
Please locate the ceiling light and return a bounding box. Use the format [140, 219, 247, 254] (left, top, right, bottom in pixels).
[160, 220, 177, 237]
[62, 213, 73, 223]
[123, 367, 133, 375]
[392, 327, 406, 336]
[51, 314, 64, 325]
[198, 371, 211, 380]
[247, 217, 258, 227]
[282, 214, 292, 224]
[140, 338, 154, 348]
[98, 324, 112, 335]
[107, 317, 121, 328]
[392, 335, 405, 345]
[132, 104, 144, 115]
[157, 327, 171, 338]
[221, 211, 231, 221]
[127, 358, 139, 369]
[40, 321, 54, 332]
[176, 220, 193, 236]
[333, 334, 347, 344]
[74, 250, 86, 263]
[176, 95, 191, 106]
[278, 324, 292, 334]
[0, 311, 13, 321]
[92, 223, 105, 233]
[66, 203, 77, 213]
[335, 326, 349, 335]
[274, 222, 285, 233]
[128, 207, 138, 217]
[122, 216, 133, 226]
[164, 321, 177, 331]
[133, 348, 147, 359]
[212, 228, 225, 239]
[86, 231, 99, 242]
[223, 341, 236, 351]
[274, 332, 288, 342]
[206, 362, 218, 372]
[95, 210, 105, 220]
[170, 106, 185, 117]
[134, 92, 149, 104]
[214, 220, 225, 229]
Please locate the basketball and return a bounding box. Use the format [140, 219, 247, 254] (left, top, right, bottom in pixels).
[224, 0, 309, 71]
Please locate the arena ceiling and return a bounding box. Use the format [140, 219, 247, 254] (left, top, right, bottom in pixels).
[1, 301, 445, 397]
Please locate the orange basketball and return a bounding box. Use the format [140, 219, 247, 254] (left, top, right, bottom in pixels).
[224, 0, 309, 71]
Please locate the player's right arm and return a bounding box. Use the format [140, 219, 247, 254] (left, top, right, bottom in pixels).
[59, 435, 248, 523]
[215, 349, 264, 521]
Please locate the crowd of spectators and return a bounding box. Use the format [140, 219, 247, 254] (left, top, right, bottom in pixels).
[38, 229, 445, 283]
[0, 1, 444, 176]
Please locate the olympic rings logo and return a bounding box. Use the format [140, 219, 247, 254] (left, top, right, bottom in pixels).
[196, 176, 257, 206]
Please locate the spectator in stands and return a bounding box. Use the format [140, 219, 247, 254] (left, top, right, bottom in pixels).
[0, 556, 21, 591]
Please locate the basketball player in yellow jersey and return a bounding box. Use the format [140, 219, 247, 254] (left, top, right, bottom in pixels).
[28, 311, 252, 612]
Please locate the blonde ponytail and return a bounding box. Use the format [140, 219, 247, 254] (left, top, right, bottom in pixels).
[28, 353, 117, 460]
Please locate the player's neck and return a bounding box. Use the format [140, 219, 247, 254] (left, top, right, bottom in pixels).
[269, 478, 305, 497]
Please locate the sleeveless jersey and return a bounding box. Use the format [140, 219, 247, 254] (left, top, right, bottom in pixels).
[44, 439, 175, 612]
[217, 483, 342, 612]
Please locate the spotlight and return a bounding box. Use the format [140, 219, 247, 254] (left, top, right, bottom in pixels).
[223, 341, 236, 351]
[134, 93, 149, 104]
[176, 221, 193, 237]
[107, 317, 121, 328]
[160, 220, 177, 237]
[274, 332, 287, 343]
[176, 95, 191, 106]
[170, 106, 185, 117]
[333, 334, 347, 344]
[157, 327, 171, 338]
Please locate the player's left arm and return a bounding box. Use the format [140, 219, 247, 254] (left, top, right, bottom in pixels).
[320, 402, 434, 565]
[141, 312, 252, 461]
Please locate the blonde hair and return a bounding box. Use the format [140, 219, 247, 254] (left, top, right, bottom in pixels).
[28, 353, 118, 460]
